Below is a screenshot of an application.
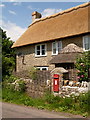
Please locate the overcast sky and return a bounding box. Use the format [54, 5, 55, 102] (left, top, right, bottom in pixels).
[0, 1, 88, 41]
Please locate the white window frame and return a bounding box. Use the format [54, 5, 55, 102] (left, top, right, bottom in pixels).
[52, 41, 62, 55]
[35, 44, 47, 57]
[36, 67, 48, 71]
[52, 41, 58, 55]
[83, 35, 90, 51]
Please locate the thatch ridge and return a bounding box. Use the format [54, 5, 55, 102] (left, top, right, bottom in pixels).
[29, 2, 90, 27]
[12, 2, 90, 48]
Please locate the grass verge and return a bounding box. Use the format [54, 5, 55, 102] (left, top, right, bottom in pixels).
[2, 87, 90, 117]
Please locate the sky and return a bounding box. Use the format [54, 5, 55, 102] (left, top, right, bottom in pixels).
[0, 1, 88, 41]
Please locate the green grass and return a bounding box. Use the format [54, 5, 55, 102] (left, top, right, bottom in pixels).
[2, 87, 90, 117]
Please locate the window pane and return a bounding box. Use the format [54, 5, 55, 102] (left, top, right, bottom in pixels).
[37, 45, 40, 50]
[85, 44, 88, 50]
[37, 50, 40, 55]
[53, 48, 56, 54]
[42, 68, 47, 70]
[53, 42, 56, 49]
[58, 41, 62, 53]
[42, 45, 45, 50]
[42, 50, 45, 55]
[84, 36, 90, 50]
[58, 41, 61, 47]
[53, 42, 56, 54]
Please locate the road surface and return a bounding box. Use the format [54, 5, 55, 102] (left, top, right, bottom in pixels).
[1, 102, 85, 119]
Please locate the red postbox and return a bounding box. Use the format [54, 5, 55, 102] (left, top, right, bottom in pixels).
[53, 74, 59, 92]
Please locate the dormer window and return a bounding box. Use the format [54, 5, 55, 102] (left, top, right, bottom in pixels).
[35, 44, 47, 57]
[83, 35, 90, 51]
[52, 41, 62, 55]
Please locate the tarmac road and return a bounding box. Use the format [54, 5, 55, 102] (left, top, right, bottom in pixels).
[1, 102, 87, 119]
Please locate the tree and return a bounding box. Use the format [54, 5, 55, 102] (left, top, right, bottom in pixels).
[75, 51, 90, 82]
[1, 28, 16, 80]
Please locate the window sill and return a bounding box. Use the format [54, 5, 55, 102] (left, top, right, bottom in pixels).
[35, 55, 47, 58]
[52, 54, 58, 56]
[83, 49, 90, 52]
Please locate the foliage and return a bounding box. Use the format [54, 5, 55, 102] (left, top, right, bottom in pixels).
[2, 85, 90, 117]
[2, 75, 26, 93]
[75, 51, 90, 82]
[17, 80, 26, 93]
[4, 75, 18, 83]
[29, 67, 38, 80]
[1, 28, 16, 81]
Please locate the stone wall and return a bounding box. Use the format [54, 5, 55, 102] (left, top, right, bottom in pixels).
[25, 71, 51, 98]
[16, 35, 83, 72]
[55, 81, 90, 97]
[13, 70, 89, 98]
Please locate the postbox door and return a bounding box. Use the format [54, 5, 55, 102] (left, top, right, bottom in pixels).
[53, 74, 59, 92]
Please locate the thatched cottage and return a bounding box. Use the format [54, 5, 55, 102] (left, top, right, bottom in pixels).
[12, 2, 90, 81]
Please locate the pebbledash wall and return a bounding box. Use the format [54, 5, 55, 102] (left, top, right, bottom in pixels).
[16, 34, 86, 72]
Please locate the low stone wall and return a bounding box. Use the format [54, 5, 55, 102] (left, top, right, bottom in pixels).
[25, 71, 51, 98]
[12, 70, 90, 98]
[57, 81, 90, 97]
[26, 80, 51, 98]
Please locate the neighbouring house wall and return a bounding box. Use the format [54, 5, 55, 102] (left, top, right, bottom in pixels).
[16, 35, 85, 72]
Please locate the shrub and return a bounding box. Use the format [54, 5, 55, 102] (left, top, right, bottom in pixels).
[75, 51, 90, 82]
[17, 80, 26, 93]
[29, 67, 38, 80]
[4, 75, 17, 83]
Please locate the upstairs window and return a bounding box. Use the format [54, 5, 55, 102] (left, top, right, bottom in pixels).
[57, 41, 62, 53]
[35, 44, 47, 57]
[83, 35, 90, 51]
[52, 41, 62, 55]
[52, 42, 57, 55]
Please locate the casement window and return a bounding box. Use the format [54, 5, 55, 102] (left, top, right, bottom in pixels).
[36, 67, 48, 71]
[83, 35, 90, 51]
[57, 41, 62, 53]
[35, 44, 47, 57]
[52, 41, 62, 55]
[52, 42, 57, 55]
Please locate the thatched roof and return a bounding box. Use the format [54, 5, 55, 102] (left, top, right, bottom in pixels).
[60, 43, 83, 53]
[51, 67, 68, 74]
[50, 43, 83, 64]
[12, 2, 90, 48]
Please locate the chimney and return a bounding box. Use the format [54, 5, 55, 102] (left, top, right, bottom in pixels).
[32, 11, 42, 22]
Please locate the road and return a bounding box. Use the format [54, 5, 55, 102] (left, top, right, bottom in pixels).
[1, 102, 86, 119]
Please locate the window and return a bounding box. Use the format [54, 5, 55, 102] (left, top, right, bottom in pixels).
[35, 44, 47, 57]
[57, 41, 62, 53]
[52, 42, 57, 55]
[36, 67, 48, 71]
[52, 41, 62, 55]
[83, 35, 90, 51]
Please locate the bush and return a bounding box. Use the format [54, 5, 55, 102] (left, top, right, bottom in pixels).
[75, 51, 90, 82]
[16, 80, 26, 93]
[3, 75, 17, 83]
[29, 67, 38, 80]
